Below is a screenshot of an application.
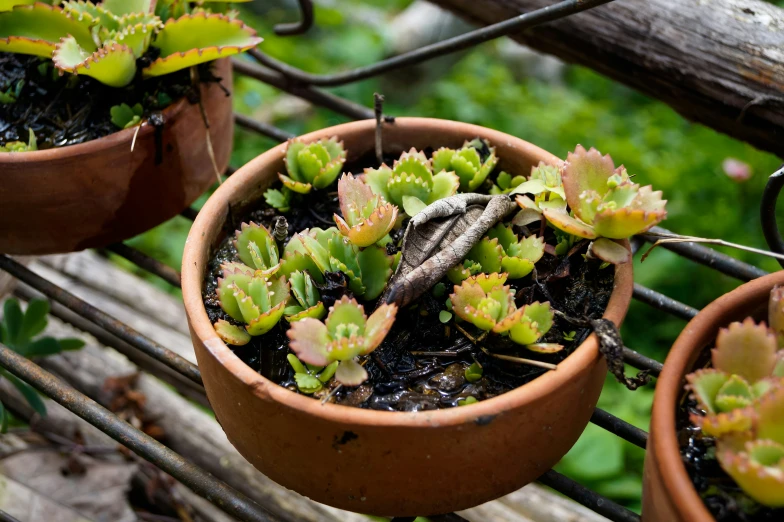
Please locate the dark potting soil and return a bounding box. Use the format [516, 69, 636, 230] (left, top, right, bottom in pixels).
[678, 353, 784, 522]
[0, 52, 224, 150]
[202, 151, 616, 412]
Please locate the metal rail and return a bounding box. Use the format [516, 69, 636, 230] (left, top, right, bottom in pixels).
[1, 1, 779, 521]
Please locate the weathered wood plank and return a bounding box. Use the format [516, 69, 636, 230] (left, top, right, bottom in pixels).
[430, 0, 784, 157]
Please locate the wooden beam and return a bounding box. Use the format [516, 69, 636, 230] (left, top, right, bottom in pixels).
[429, 0, 784, 157]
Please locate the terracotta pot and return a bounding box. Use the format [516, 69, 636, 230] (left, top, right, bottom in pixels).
[643, 271, 784, 521]
[182, 118, 634, 516]
[0, 59, 234, 255]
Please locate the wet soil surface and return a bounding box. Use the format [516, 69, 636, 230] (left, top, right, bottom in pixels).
[679, 354, 784, 521]
[203, 153, 615, 411]
[0, 53, 223, 149]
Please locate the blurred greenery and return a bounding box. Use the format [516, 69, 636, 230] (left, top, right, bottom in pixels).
[123, 0, 784, 513]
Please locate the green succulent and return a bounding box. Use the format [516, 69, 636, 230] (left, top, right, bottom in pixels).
[284, 227, 394, 301]
[284, 270, 325, 322]
[333, 173, 398, 248]
[278, 137, 346, 194]
[0, 1, 261, 88]
[432, 139, 498, 192]
[214, 263, 290, 344]
[287, 296, 397, 386]
[448, 224, 545, 283]
[0, 127, 35, 152]
[263, 187, 291, 212]
[233, 221, 280, 275]
[286, 354, 338, 395]
[110, 102, 143, 129]
[490, 171, 526, 195]
[364, 148, 460, 216]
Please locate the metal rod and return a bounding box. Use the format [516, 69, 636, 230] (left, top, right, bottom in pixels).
[538, 470, 640, 522]
[232, 60, 376, 120]
[633, 283, 698, 322]
[274, 0, 314, 36]
[105, 243, 181, 288]
[622, 347, 663, 376]
[235, 113, 296, 142]
[0, 255, 202, 386]
[761, 165, 784, 269]
[591, 408, 648, 449]
[641, 226, 768, 281]
[248, 0, 616, 87]
[0, 343, 271, 522]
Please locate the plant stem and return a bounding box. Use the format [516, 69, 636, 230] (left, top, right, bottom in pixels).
[480, 348, 557, 370]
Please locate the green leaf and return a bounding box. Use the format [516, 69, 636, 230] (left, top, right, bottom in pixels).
[294, 372, 322, 394]
[6, 373, 46, 417]
[465, 361, 483, 383]
[23, 337, 61, 357]
[0, 3, 96, 58]
[2, 298, 23, 346]
[0, 1, 36, 12]
[53, 37, 137, 88]
[287, 353, 308, 374]
[402, 195, 427, 217]
[263, 188, 291, 212]
[458, 396, 478, 406]
[439, 310, 452, 324]
[558, 423, 624, 480]
[101, 0, 154, 17]
[57, 338, 85, 351]
[18, 299, 49, 343]
[144, 13, 262, 78]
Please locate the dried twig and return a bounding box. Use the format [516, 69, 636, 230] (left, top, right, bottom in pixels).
[641, 232, 784, 263]
[480, 348, 557, 370]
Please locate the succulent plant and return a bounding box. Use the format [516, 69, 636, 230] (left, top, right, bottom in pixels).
[449, 273, 559, 351]
[364, 148, 460, 216]
[447, 224, 545, 283]
[333, 174, 398, 248]
[490, 171, 526, 195]
[540, 145, 667, 240]
[686, 317, 784, 437]
[287, 296, 397, 386]
[110, 102, 143, 129]
[0, 1, 261, 88]
[0, 127, 35, 152]
[285, 227, 393, 300]
[286, 354, 338, 395]
[233, 222, 280, 275]
[214, 264, 290, 344]
[284, 270, 325, 322]
[263, 187, 291, 212]
[432, 139, 498, 192]
[278, 137, 346, 194]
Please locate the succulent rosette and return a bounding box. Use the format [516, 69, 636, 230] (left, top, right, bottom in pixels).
[333, 174, 398, 247]
[278, 137, 346, 194]
[287, 296, 397, 385]
[432, 139, 498, 192]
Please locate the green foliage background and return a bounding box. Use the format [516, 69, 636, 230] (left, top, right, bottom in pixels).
[122, 0, 784, 513]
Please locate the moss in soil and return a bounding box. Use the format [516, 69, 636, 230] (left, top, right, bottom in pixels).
[0, 53, 224, 149]
[203, 152, 615, 412]
[678, 354, 784, 522]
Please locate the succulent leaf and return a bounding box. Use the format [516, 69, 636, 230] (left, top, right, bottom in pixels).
[541, 208, 598, 239]
[143, 13, 262, 77]
[279, 137, 346, 193]
[717, 438, 784, 507]
[686, 369, 730, 414]
[588, 238, 631, 265]
[432, 140, 498, 191]
[712, 318, 778, 382]
[0, 3, 96, 58]
[335, 358, 368, 386]
[334, 174, 398, 247]
[487, 224, 545, 278]
[53, 37, 137, 87]
[234, 222, 280, 273]
[213, 319, 251, 346]
[509, 302, 554, 346]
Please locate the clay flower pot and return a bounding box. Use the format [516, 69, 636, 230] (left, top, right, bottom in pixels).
[0, 59, 234, 255]
[643, 271, 784, 521]
[182, 118, 634, 516]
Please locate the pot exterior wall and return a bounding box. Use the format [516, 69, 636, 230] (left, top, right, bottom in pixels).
[183, 118, 635, 516]
[643, 271, 784, 522]
[0, 59, 233, 255]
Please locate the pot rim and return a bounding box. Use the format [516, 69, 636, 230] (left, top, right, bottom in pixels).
[0, 59, 226, 162]
[182, 117, 634, 428]
[650, 270, 784, 521]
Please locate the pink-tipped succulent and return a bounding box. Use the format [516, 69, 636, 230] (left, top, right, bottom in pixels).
[432, 139, 498, 192]
[714, 385, 784, 507]
[364, 148, 460, 216]
[449, 273, 559, 352]
[278, 137, 346, 194]
[333, 174, 398, 247]
[214, 264, 290, 344]
[448, 224, 545, 283]
[233, 222, 280, 274]
[512, 162, 567, 225]
[287, 296, 397, 386]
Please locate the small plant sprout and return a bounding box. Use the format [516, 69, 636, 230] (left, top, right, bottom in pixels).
[110, 103, 143, 129]
[214, 265, 290, 344]
[233, 222, 280, 275]
[0, 127, 35, 152]
[490, 171, 526, 195]
[364, 148, 460, 217]
[263, 187, 291, 212]
[286, 354, 338, 395]
[686, 317, 784, 437]
[432, 139, 498, 192]
[465, 361, 483, 383]
[333, 174, 398, 248]
[284, 271, 325, 322]
[287, 296, 398, 386]
[0, 1, 262, 88]
[447, 224, 545, 283]
[449, 274, 560, 352]
[278, 137, 346, 194]
[512, 162, 567, 226]
[715, 385, 784, 507]
[526, 146, 667, 264]
[285, 227, 393, 300]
